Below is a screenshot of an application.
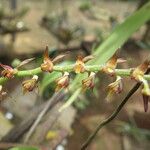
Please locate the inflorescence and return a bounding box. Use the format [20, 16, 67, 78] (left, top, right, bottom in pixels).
[0, 46, 150, 112]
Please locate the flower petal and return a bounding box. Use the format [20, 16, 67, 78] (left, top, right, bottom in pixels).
[74, 55, 85, 73]
[82, 72, 95, 90]
[55, 72, 69, 92]
[142, 94, 149, 112]
[41, 46, 54, 72]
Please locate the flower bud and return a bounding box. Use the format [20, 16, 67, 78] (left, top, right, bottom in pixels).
[106, 76, 123, 101]
[55, 72, 69, 92]
[0, 63, 17, 78]
[82, 72, 96, 90]
[22, 75, 38, 93]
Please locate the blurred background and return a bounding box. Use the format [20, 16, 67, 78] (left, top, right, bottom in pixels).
[0, 0, 150, 150]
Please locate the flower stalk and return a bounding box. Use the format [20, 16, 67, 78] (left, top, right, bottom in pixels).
[0, 47, 150, 111]
[0, 65, 150, 85]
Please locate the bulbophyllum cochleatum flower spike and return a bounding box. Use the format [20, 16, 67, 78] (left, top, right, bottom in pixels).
[0, 63, 17, 79]
[22, 75, 38, 94]
[82, 72, 96, 91]
[130, 60, 150, 81]
[102, 53, 126, 76]
[41, 46, 65, 72]
[106, 76, 123, 102]
[74, 55, 94, 73]
[0, 85, 7, 100]
[55, 72, 69, 92]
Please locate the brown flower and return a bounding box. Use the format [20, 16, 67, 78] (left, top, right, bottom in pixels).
[82, 72, 96, 90]
[102, 53, 118, 76]
[130, 60, 149, 81]
[74, 55, 94, 73]
[55, 72, 69, 92]
[22, 75, 38, 93]
[141, 78, 150, 112]
[102, 53, 126, 76]
[41, 46, 65, 72]
[41, 46, 54, 72]
[106, 76, 123, 101]
[0, 63, 17, 78]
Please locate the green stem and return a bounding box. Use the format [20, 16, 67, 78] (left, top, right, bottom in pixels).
[0, 64, 149, 85]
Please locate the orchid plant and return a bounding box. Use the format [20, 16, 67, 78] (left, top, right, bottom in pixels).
[0, 1, 150, 150]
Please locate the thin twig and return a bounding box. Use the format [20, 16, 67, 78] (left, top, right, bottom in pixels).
[24, 91, 64, 143]
[81, 82, 141, 150]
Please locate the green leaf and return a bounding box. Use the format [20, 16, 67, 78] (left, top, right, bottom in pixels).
[9, 147, 38, 150]
[92, 1, 150, 65]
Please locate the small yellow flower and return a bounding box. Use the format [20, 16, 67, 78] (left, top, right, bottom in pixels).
[41, 46, 65, 73]
[102, 53, 126, 76]
[55, 72, 69, 92]
[131, 60, 149, 81]
[131, 60, 150, 112]
[106, 76, 123, 101]
[74, 56, 85, 73]
[22, 75, 38, 93]
[102, 54, 118, 76]
[82, 72, 96, 90]
[74, 55, 94, 73]
[41, 46, 54, 72]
